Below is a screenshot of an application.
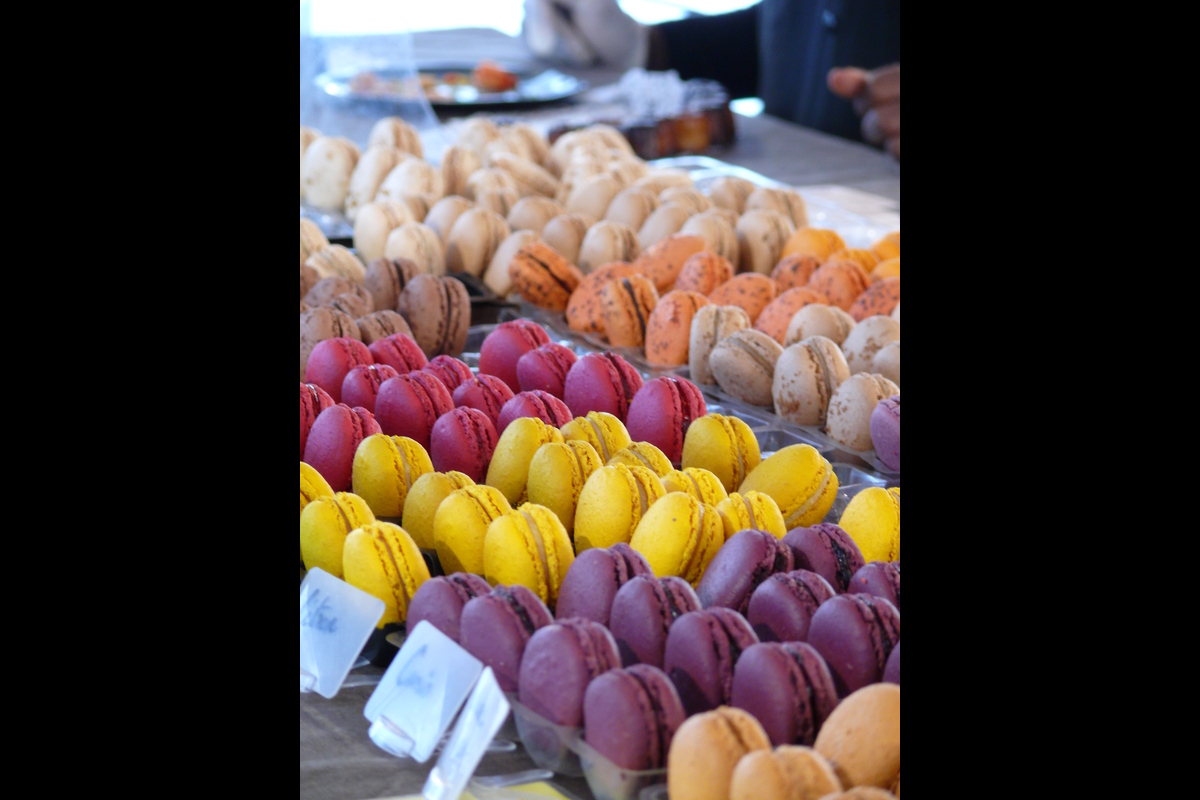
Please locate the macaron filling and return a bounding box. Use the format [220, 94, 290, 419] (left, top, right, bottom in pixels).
[786, 462, 832, 527]
[494, 586, 542, 636]
[520, 510, 552, 589]
[368, 526, 412, 612]
[815, 525, 861, 591]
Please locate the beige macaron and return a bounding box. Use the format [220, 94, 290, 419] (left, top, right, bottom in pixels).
[745, 186, 808, 228]
[455, 117, 503, 159]
[659, 186, 712, 216]
[444, 207, 511, 277]
[784, 303, 857, 347]
[638, 202, 692, 250]
[606, 155, 650, 187]
[345, 146, 410, 223]
[423, 195, 476, 245]
[440, 145, 482, 198]
[465, 167, 519, 203]
[632, 168, 693, 196]
[300, 306, 361, 379]
[367, 116, 423, 157]
[353, 200, 416, 263]
[872, 342, 900, 387]
[709, 328, 785, 407]
[473, 187, 521, 218]
[383, 222, 446, 276]
[565, 173, 625, 223]
[729, 747, 842, 800]
[735, 209, 795, 275]
[500, 123, 550, 166]
[667, 707, 771, 800]
[306, 244, 366, 284]
[356, 310, 414, 345]
[605, 185, 660, 231]
[300, 125, 321, 199]
[300, 217, 330, 264]
[488, 151, 560, 198]
[824, 373, 900, 450]
[772, 335, 852, 427]
[540, 213, 592, 265]
[577, 220, 641, 274]
[706, 176, 757, 214]
[681, 210, 740, 266]
[302, 136, 361, 210]
[506, 196, 565, 235]
[689, 305, 751, 385]
[483, 230, 541, 297]
[376, 158, 445, 209]
[839, 315, 901, 375]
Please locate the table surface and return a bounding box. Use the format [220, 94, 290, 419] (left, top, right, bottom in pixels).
[300, 26, 898, 800]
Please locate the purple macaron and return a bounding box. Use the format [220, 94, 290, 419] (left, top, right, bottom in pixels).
[746, 569, 837, 643]
[495, 390, 574, 437]
[883, 640, 900, 685]
[695, 528, 794, 615]
[555, 543, 654, 627]
[517, 342, 578, 398]
[518, 617, 622, 728]
[404, 572, 493, 643]
[608, 575, 702, 668]
[869, 394, 900, 472]
[584, 664, 686, 771]
[782, 523, 866, 594]
[806, 593, 900, 698]
[662, 607, 759, 716]
[459, 584, 554, 693]
[730, 641, 839, 747]
[848, 561, 900, 611]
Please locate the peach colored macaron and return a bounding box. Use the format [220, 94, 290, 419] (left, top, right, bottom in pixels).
[848, 277, 899, 321]
[781, 227, 847, 262]
[871, 257, 899, 282]
[827, 247, 880, 273]
[754, 286, 827, 343]
[807, 260, 872, 311]
[674, 251, 735, 296]
[565, 261, 639, 335]
[632, 233, 710, 294]
[508, 241, 585, 311]
[601, 274, 660, 348]
[771, 253, 823, 292]
[707, 272, 778, 324]
[644, 290, 711, 367]
[870, 231, 900, 261]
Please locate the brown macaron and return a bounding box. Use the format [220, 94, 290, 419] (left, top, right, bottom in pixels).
[565, 262, 640, 335]
[632, 233, 710, 294]
[364, 257, 421, 313]
[644, 290, 711, 367]
[303, 275, 359, 309]
[807, 260, 872, 311]
[300, 306, 361, 380]
[601, 274, 660, 348]
[771, 253, 823, 292]
[507, 241, 585, 311]
[355, 310, 414, 345]
[754, 287, 828, 344]
[300, 263, 321, 299]
[396, 273, 471, 358]
[707, 273, 778, 324]
[306, 244, 367, 284]
[674, 251, 735, 296]
[847, 277, 900, 322]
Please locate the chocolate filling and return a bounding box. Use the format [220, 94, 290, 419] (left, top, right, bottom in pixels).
[495, 586, 539, 635]
[626, 668, 670, 766]
[782, 645, 821, 740]
[820, 528, 856, 591]
[530, 253, 575, 296]
[621, 278, 648, 340]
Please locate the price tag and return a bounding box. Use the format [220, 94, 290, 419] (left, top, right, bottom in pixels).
[423, 667, 512, 800]
[365, 621, 484, 763]
[300, 568, 386, 698]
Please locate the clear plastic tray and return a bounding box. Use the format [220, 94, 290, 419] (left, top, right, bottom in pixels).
[569, 736, 667, 800]
[508, 697, 585, 777]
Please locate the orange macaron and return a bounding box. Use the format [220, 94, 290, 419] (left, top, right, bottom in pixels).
[508, 241, 585, 311]
[601, 274, 660, 348]
[848, 276, 899, 321]
[632, 233, 710, 294]
[806, 260, 872, 311]
[781, 227, 847, 262]
[674, 251, 735, 296]
[753, 286, 827, 343]
[771, 253, 823, 292]
[565, 261, 640, 335]
[707, 272, 778, 324]
[644, 290, 711, 367]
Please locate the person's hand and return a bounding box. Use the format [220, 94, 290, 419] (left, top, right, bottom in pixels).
[828, 63, 900, 160]
[522, 0, 649, 70]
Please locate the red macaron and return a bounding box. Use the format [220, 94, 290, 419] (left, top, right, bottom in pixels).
[340, 363, 401, 414]
[368, 332, 429, 373]
[452, 373, 515, 429]
[429, 406, 498, 483]
[562, 351, 644, 422]
[422, 354, 474, 393]
[302, 403, 382, 491]
[495, 390, 574, 436]
[478, 319, 551, 392]
[300, 382, 336, 459]
[624, 376, 707, 466]
[516, 342, 578, 398]
[303, 338, 373, 403]
[373, 371, 455, 450]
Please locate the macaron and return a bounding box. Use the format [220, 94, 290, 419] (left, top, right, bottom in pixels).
[518, 618, 623, 728]
[638, 203, 692, 251]
[516, 342, 578, 397]
[382, 221, 445, 276]
[354, 202, 417, 264]
[782, 523, 867, 594]
[525, 439, 604, 537]
[540, 213, 591, 265]
[367, 331, 428, 374]
[707, 273, 778, 325]
[680, 412, 762, 494]
[714, 490, 788, 541]
[784, 303, 857, 347]
[404, 572, 492, 644]
[300, 216, 330, 262]
[848, 277, 899, 322]
[662, 606, 760, 715]
[666, 707, 771, 800]
[349, 432, 433, 518]
[608, 574, 702, 668]
[754, 287, 828, 344]
[600, 274, 660, 348]
[583, 664, 687, 771]
[744, 186, 807, 228]
[578, 219, 642, 273]
[644, 290, 711, 367]
[872, 342, 900, 388]
[827, 247, 880, 274]
[883, 641, 900, 685]
[432, 483, 512, 575]
[484, 230, 542, 298]
[300, 382, 336, 459]
[706, 176, 757, 214]
[870, 231, 900, 261]
[661, 468, 730, 506]
[807, 594, 900, 698]
[507, 240, 585, 311]
[478, 319, 551, 392]
[625, 376, 708, 467]
[452, 373, 516, 430]
[629, 491, 724, 585]
[304, 275, 364, 310]
[560, 410, 632, 463]
[871, 257, 900, 282]
[423, 194, 475, 244]
[356, 311, 414, 346]
[484, 502, 576, 606]
[307, 243, 368, 285]
[632, 233, 709, 293]
[401, 470, 474, 551]
[739, 444, 838, 529]
[574, 464, 666, 552]
[837, 487, 901, 563]
[840, 316, 900, 376]
[735, 209, 794, 275]
[300, 460, 334, 518]
[396, 274, 471, 358]
[825, 374, 900, 451]
[709, 328, 784, 407]
[674, 251, 735, 296]
[428, 404, 497, 482]
[373, 371, 455, 450]
[680, 211, 740, 267]
[340, 364, 401, 414]
[422, 354, 474, 393]
[302, 404, 382, 492]
[566, 174, 625, 228]
[730, 641, 839, 748]
[345, 145, 408, 223]
[806, 260, 871, 311]
[771, 253, 823, 292]
[304, 337, 374, 403]
[368, 116, 423, 157]
[604, 185, 659, 231]
[300, 307, 361, 381]
[813, 683, 901, 791]
[869, 395, 900, 472]
[341, 520, 431, 627]
[459, 584, 554, 693]
[848, 561, 900, 611]
[772, 335, 852, 428]
[562, 351, 644, 422]
[746, 569, 837, 642]
[729, 746, 843, 800]
[486, 416, 565, 505]
[299, 491, 374, 577]
[688, 304, 752, 386]
[507, 195, 566, 235]
[565, 262, 640, 335]
[606, 441, 674, 477]
[781, 227, 847, 262]
[555, 542, 655, 625]
[695, 527, 794, 614]
[302, 136, 361, 210]
[495, 390, 573, 437]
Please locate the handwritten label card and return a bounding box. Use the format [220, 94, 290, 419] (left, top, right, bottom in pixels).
[423, 667, 512, 800]
[365, 621, 484, 763]
[300, 568, 386, 698]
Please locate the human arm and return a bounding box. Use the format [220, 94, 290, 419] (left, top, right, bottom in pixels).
[828, 63, 900, 159]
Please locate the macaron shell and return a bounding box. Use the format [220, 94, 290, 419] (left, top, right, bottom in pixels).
[583, 664, 686, 771]
[663, 607, 759, 715]
[746, 568, 837, 642]
[662, 467, 730, 507]
[575, 464, 666, 552]
[484, 502, 575, 605]
[341, 364, 402, 414]
[848, 277, 899, 322]
[837, 487, 901, 563]
[300, 460, 335, 516]
[632, 233, 709, 293]
[716, 490, 788, 541]
[782, 523, 867, 595]
[300, 491, 375, 577]
[460, 585, 555, 693]
[518, 618, 622, 728]
[629, 491, 704, 579]
[423, 354, 474, 392]
[730, 746, 842, 800]
[626, 376, 708, 466]
[681, 413, 762, 494]
[525, 439, 604, 535]
[303, 404, 383, 491]
[807, 594, 900, 698]
[825, 374, 900, 451]
[754, 287, 828, 344]
[566, 262, 640, 334]
[709, 328, 784, 407]
[674, 251, 735, 296]
[783, 303, 857, 348]
[840, 316, 900, 376]
[356, 311, 414, 347]
[478, 319, 552, 392]
[404, 572, 492, 643]
[666, 708, 771, 800]
[433, 484, 512, 575]
[554, 542, 655, 625]
[730, 643, 839, 748]
[560, 410, 632, 463]
[707, 273, 778, 324]
[304, 337, 374, 403]
[601, 274, 660, 348]
[429, 406, 499, 483]
[563, 352, 645, 422]
[739, 444, 839, 529]
[695, 527, 793, 614]
[813, 682, 900, 790]
[495, 389, 574, 437]
[453, 374, 516, 429]
[373, 371, 455, 450]
[341, 521, 431, 627]
[486, 416, 565, 505]
[301, 382, 337, 459]
[806, 260, 871, 311]
[869, 395, 900, 472]
[606, 441, 674, 477]
[772, 336, 852, 428]
[368, 332, 428, 373]
[771, 253, 823, 292]
[401, 470, 474, 550]
[516, 342, 578, 397]
[507, 240, 585, 311]
[849, 561, 900, 611]
[351, 433, 434, 517]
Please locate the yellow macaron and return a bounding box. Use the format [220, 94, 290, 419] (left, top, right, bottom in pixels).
[401, 471, 475, 551]
[661, 467, 730, 506]
[560, 410, 632, 462]
[574, 464, 665, 552]
[351, 433, 434, 518]
[629, 491, 724, 585]
[738, 444, 838, 529]
[300, 460, 334, 516]
[485, 417, 564, 506]
[837, 486, 901, 562]
[433, 484, 512, 575]
[681, 413, 762, 494]
[483, 502, 576, 606]
[525, 439, 605, 537]
[342, 520, 431, 627]
[715, 490, 788, 541]
[606, 441, 674, 477]
[300, 491, 375, 578]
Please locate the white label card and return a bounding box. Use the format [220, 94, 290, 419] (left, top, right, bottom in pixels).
[300, 568, 386, 699]
[423, 667, 512, 800]
[365, 621, 484, 763]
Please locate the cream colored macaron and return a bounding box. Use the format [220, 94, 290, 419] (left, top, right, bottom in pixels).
[383, 222, 445, 276]
[353, 200, 416, 264]
[302, 136, 361, 210]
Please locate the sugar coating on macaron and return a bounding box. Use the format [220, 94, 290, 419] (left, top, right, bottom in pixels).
[373, 371, 455, 451]
[626, 376, 708, 466]
[478, 319, 551, 392]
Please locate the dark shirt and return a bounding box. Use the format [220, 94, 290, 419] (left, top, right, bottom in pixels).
[654, 0, 900, 142]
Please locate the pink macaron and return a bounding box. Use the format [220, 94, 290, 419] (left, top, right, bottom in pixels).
[429, 406, 499, 482]
[562, 351, 645, 422]
[340, 363, 401, 414]
[452, 373, 515, 429]
[303, 337, 373, 403]
[517, 342, 578, 398]
[422, 354, 475, 393]
[368, 332, 428, 373]
[478, 319, 551, 392]
[300, 382, 336, 459]
[373, 371, 455, 450]
[495, 390, 574, 436]
[624, 376, 707, 466]
[302, 403, 382, 491]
